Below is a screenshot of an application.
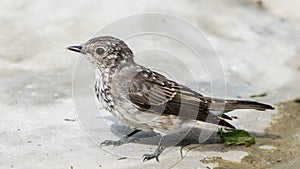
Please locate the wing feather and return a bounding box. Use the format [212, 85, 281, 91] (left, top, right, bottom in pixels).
[128, 69, 234, 128]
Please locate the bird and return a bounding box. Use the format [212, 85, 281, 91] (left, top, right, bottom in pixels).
[67, 36, 274, 162]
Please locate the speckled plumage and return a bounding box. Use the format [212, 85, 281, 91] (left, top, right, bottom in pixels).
[67, 36, 274, 161]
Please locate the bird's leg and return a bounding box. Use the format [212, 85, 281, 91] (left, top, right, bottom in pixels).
[143, 136, 165, 162]
[100, 129, 141, 147]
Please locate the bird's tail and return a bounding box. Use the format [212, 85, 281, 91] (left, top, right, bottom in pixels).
[206, 97, 274, 111]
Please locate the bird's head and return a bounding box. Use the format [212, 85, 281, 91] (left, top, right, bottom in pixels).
[67, 36, 134, 68]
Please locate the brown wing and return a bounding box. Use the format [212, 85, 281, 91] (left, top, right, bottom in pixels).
[128, 69, 235, 128]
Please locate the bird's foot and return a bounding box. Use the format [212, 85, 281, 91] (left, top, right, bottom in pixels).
[142, 146, 164, 162]
[100, 136, 139, 147]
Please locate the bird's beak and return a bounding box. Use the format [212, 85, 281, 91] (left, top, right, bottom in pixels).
[67, 45, 85, 54]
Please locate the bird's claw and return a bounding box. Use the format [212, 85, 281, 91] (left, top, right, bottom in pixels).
[143, 153, 160, 162]
[100, 137, 139, 147]
[100, 140, 118, 146]
[142, 147, 164, 162]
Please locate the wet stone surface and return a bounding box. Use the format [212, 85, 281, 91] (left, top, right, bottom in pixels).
[1, 0, 300, 169]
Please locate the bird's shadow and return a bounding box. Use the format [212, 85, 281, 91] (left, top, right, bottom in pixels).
[109, 124, 281, 148]
[110, 124, 221, 148]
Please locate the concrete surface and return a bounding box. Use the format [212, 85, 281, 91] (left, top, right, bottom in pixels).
[0, 0, 300, 169]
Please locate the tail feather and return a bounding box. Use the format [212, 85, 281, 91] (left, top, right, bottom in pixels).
[218, 118, 236, 129]
[224, 100, 274, 111]
[206, 112, 236, 129]
[206, 97, 274, 111]
[204, 98, 274, 129]
[221, 114, 233, 120]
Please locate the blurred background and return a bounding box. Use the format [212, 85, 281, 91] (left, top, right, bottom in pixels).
[0, 0, 299, 169]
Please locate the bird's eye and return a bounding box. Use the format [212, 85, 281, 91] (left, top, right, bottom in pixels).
[96, 47, 105, 55]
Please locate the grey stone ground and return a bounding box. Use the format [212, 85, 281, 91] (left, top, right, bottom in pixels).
[0, 0, 300, 169]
